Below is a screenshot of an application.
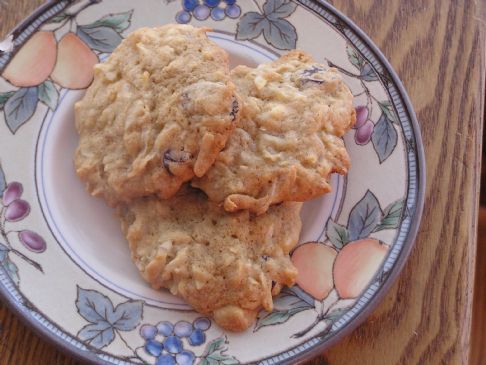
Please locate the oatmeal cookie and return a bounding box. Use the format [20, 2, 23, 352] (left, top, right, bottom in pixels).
[75, 25, 239, 206]
[117, 187, 302, 331]
[192, 51, 355, 214]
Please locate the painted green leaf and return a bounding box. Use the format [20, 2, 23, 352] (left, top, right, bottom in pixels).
[0, 91, 15, 110]
[236, 12, 267, 40]
[76, 287, 114, 324]
[274, 291, 306, 309]
[326, 219, 350, 248]
[236, 8, 297, 50]
[255, 306, 310, 331]
[82, 10, 134, 33]
[3, 256, 19, 285]
[200, 336, 238, 365]
[205, 337, 225, 355]
[346, 45, 363, 70]
[274, 286, 315, 311]
[78, 322, 114, 349]
[111, 300, 143, 331]
[208, 353, 229, 362]
[50, 12, 69, 23]
[378, 100, 397, 123]
[371, 113, 398, 163]
[263, 0, 297, 19]
[4, 87, 38, 134]
[375, 199, 404, 231]
[262, 18, 297, 50]
[360, 63, 379, 82]
[287, 286, 315, 306]
[77, 26, 123, 53]
[38, 81, 59, 111]
[324, 306, 351, 322]
[347, 190, 382, 241]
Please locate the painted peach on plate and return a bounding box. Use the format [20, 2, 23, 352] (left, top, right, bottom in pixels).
[50, 33, 98, 89]
[0, 0, 424, 362]
[292, 242, 337, 300]
[334, 239, 389, 299]
[2, 31, 57, 87]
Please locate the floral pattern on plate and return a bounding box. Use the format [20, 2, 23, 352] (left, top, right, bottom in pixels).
[0, 0, 424, 364]
[75, 286, 239, 365]
[255, 189, 403, 338]
[0, 1, 133, 133]
[0, 166, 46, 284]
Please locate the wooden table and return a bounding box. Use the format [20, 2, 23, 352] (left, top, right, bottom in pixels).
[0, 1, 484, 364]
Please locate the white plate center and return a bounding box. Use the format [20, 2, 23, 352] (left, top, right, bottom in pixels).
[35, 33, 343, 308]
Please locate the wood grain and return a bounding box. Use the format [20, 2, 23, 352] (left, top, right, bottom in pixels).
[471, 207, 486, 365]
[0, 1, 484, 365]
[325, 0, 485, 364]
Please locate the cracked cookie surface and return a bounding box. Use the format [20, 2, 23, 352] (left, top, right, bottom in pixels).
[75, 24, 239, 206]
[117, 187, 302, 331]
[192, 51, 355, 214]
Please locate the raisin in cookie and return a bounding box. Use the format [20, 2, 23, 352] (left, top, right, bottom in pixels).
[117, 187, 302, 331]
[75, 25, 240, 206]
[192, 51, 355, 215]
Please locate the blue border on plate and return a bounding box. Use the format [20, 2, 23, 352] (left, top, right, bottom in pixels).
[0, 1, 426, 364]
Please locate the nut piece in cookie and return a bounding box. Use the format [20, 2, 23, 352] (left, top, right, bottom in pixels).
[74, 24, 240, 206]
[117, 187, 302, 331]
[192, 50, 355, 214]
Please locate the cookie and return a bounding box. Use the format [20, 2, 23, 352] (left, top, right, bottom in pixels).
[117, 187, 302, 331]
[74, 25, 240, 206]
[192, 51, 355, 214]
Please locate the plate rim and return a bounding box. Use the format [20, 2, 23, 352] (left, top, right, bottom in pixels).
[276, 1, 426, 363]
[0, 1, 426, 364]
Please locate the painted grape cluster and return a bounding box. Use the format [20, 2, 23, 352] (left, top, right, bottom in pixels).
[2, 182, 46, 253]
[3, 183, 30, 222]
[76, 286, 237, 363]
[0, 1, 414, 362]
[354, 105, 373, 145]
[328, 45, 400, 162]
[176, 0, 241, 23]
[0, 174, 47, 286]
[140, 318, 211, 365]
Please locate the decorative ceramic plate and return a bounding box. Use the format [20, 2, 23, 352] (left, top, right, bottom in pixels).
[0, 1, 424, 364]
